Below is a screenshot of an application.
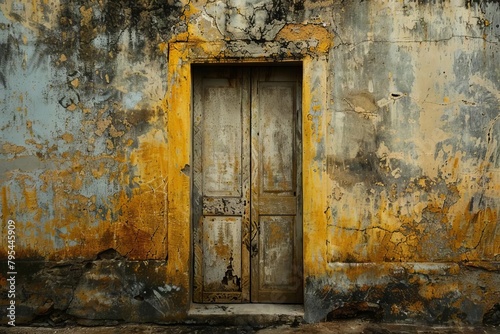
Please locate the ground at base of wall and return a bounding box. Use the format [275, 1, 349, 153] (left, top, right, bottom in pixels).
[3, 321, 499, 334]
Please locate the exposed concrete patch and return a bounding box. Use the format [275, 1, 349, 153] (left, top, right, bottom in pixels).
[188, 304, 303, 327]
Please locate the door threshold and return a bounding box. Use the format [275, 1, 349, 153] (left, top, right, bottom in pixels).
[187, 304, 304, 326]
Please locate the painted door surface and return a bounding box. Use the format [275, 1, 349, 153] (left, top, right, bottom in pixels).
[193, 66, 302, 303]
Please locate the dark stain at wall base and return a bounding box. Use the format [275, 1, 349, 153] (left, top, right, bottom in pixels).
[326, 302, 383, 321]
[0, 257, 183, 326]
[483, 304, 500, 326]
[304, 263, 500, 325]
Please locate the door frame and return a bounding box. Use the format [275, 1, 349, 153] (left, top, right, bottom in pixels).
[165, 41, 331, 311]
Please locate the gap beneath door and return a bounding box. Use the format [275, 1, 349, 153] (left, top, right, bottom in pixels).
[188, 304, 304, 326]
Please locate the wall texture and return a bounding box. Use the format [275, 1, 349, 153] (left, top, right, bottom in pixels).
[0, 0, 499, 327]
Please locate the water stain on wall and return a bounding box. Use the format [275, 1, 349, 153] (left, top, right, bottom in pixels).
[0, 0, 499, 327]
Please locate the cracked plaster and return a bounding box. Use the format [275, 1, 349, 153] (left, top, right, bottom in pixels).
[0, 0, 499, 326]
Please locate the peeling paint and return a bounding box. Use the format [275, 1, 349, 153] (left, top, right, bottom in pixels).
[1, 0, 499, 327]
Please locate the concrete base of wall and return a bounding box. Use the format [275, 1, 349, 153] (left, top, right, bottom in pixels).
[0, 258, 186, 325]
[1, 260, 499, 326]
[305, 262, 500, 325]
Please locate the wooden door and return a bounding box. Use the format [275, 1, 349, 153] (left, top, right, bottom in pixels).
[192, 66, 302, 304]
[250, 68, 303, 303]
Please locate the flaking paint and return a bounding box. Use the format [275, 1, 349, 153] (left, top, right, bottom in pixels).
[0, 0, 499, 326]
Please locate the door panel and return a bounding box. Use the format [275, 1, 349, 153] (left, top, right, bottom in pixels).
[259, 216, 296, 288]
[202, 216, 242, 301]
[193, 68, 251, 303]
[202, 79, 242, 197]
[193, 66, 302, 304]
[251, 68, 303, 303]
[259, 83, 295, 193]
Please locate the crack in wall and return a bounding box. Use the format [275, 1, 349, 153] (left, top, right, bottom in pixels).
[333, 34, 499, 52]
[202, 0, 292, 41]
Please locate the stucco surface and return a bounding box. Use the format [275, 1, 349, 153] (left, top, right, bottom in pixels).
[0, 0, 499, 326]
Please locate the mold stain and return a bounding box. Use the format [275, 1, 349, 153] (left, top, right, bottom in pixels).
[221, 252, 241, 291]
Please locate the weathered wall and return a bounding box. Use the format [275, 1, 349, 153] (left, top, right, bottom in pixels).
[314, 0, 500, 325]
[0, 0, 499, 327]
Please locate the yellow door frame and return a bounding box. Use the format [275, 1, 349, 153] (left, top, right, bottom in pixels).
[164, 39, 331, 309]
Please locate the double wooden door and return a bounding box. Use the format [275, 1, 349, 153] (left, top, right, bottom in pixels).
[192, 66, 302, 303]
